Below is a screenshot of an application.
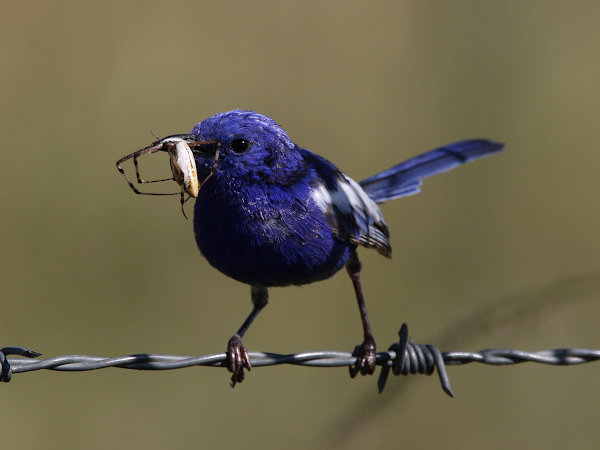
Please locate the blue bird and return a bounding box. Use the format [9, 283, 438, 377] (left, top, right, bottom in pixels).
[119, 110, 503, 386]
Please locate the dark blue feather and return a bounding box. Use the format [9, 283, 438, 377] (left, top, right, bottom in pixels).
[359, 139, 504, 203]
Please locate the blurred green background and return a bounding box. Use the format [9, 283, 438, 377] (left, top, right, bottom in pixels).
[2, 1, 600, 449]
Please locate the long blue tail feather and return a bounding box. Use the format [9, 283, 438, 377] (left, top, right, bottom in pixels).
[359, 139, 503, 203]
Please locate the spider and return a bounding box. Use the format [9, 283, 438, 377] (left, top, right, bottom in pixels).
[116, 135, 220, 218]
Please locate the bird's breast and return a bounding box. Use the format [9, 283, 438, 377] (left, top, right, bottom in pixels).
[193, 181, 352, 286]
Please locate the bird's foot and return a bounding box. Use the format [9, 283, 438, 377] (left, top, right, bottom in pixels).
[227, 334, 251, 387]
[349, 337, 376, 378]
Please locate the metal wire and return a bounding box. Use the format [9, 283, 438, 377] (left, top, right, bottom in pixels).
[3, 323, 599, 395]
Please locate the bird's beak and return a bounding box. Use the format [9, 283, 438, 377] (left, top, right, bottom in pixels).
[116, 134, 220, 166]
[153, 134, 220, 156]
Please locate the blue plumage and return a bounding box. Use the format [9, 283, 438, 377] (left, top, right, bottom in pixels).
[121, 110, 503, 386]
[359, 139, 504, 203]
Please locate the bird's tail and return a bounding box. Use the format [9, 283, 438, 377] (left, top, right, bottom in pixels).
[358, 139, 503, 203]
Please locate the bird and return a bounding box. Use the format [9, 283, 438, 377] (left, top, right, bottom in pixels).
[118, 109, 503, 386]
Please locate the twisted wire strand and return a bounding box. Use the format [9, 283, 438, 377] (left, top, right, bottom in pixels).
[3, 324, 600, 395]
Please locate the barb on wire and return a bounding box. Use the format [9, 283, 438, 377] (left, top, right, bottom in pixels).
[3, 324, 600, 395]
[0, 347, 42, 383]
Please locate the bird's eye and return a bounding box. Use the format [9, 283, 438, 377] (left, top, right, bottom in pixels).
[230, 138, 251, 153]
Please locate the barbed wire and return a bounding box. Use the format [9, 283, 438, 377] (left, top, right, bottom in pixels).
[2, 324, 599, 395]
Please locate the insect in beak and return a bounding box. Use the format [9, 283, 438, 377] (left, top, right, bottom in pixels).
[168, 140, 199, 198]
[116, 134, 220, 218]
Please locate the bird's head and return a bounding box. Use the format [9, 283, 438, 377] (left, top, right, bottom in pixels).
[188, 110, 304, 185]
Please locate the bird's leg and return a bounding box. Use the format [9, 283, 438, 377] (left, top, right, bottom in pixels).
[227, 285, 268, 387]
[346, 250, 377, 377]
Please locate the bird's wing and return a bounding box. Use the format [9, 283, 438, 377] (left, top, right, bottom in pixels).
[311, 172, 391, 257]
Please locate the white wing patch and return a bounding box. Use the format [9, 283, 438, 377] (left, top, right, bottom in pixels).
[338, 175, 385, 223]
[311, 173, 391, 257]
[311, 182, 332, 213]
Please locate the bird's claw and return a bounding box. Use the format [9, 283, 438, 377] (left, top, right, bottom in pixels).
[227, 334, 251, 387]
[349, 338, 376, 378]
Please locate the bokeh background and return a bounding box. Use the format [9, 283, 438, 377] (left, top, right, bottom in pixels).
[3, 1, 600, 449]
